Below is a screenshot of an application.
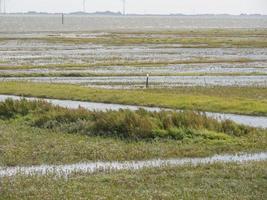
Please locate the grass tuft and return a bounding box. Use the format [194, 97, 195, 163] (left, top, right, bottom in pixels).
[0, 99, 256, 140]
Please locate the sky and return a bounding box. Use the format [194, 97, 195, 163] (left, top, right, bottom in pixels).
[2, 0, 267, 15]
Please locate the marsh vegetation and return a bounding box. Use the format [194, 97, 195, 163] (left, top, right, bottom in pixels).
[1, 29, 266, 89]
[0, 82, 267, 116]
[0, 19, 266, 199]
[0, 99, 266, 167]
[1, 161, 266, 199]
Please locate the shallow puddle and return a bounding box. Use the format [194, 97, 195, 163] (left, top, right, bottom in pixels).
[0, 152, 266, 177]
[1, 36, 267, 67]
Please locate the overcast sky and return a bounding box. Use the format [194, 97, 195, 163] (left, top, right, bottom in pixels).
[3, 0, 267, 14]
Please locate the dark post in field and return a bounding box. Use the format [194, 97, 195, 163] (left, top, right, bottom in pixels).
[146, 74, 149, 88]
[62, 13, 64, 25]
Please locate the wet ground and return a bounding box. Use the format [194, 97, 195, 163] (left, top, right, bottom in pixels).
[0, 152, 266, 177]
[1, 94, 267, 128]
[0, 30, 267, 88]
[0, 16, 266, 88]
[0, 16, 266, 179]
[0, 37, 267, 66]
[1, 62, 267, 75]
[1, 75, 267, 88]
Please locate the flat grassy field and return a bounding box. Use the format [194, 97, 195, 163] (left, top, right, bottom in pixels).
[0, 161, 266, 199]
[0, 82, 266, 116]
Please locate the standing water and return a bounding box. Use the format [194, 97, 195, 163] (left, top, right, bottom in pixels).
[0, 94, 266, 128]
[0, 152, 266, 177]
[1, 15, 267, 33]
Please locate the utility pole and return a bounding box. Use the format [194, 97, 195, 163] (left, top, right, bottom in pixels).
[83, 0, 86, 13]
[0, 0, 5, 14]
[3, 0, 5, 14]
[122, 0, 126, 15]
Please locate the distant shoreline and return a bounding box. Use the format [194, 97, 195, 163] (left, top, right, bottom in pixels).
[0, 12, 266, 17]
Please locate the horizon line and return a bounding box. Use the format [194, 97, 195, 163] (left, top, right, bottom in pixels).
[1, 11, 267, 16]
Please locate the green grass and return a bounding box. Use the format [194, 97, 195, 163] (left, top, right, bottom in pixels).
[0, 82, 267, 116]
[1, 28, 266, 199]
[0, 98, 254, 139]
[0, 119, 266, 166]
[0, 99, 266, 167]
[0, 161, 266, 199]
